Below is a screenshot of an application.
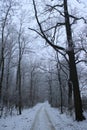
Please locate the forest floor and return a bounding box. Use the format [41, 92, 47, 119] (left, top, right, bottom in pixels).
[0, 102, 87, 130]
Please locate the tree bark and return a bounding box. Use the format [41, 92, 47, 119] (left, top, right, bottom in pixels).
[29, 71, 33, 107]
[64, 0, 85, 121]
[18, 59, 22, 115]
[0, 47, 4, 102]
[56, 53, 63, 114]
[68, 79, 73, 113]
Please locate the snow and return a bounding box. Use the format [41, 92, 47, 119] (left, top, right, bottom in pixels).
[0, 102, 87, 130]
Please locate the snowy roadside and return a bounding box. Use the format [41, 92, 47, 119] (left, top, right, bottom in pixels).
[45, 104, 87, 130]
[0, 102, 87, 130]
[0, 103, 43, 130]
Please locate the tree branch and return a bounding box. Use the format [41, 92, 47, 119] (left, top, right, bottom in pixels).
[76, 59, 87, 64]
[28, 27, 43, 37]
[46, 4, 64, 17]
[70, 14, 87, 25]
[43, 22, 65, 32]
[32, 0, 65, 52]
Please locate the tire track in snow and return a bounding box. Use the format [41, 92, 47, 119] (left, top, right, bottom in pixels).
[44, 108, 56, 130]
[30, 106, 56, 130]
[30, 106, 43, 130]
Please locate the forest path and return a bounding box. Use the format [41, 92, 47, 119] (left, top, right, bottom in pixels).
[30, 104, 56, 130]
[0, 102, 87, 130]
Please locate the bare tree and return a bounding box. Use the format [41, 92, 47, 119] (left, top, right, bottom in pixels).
[0, 0, 12, 102]
[16, 16, 28, 114]
[55, 52, 63, 113]
[0, 0, 18, 117]
[46, 65, 53, 105]
[29, 0, 86, 121]
[28, 62, 40, 106]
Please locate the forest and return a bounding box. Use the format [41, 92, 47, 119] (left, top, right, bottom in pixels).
[0, 0, 87, 122]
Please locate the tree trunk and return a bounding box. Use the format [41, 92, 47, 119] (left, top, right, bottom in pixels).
[17, 59, 22, 115]
[0, 54, 4, 102]
[48, 78, 52, 105]
[68, 79, 73, 114]
[0, 29, 5, 102]
[64, 0, 85, 121]
[56, 53, 63, 114]
[16, 46, 22, 115]
[29, 72, 33, 107]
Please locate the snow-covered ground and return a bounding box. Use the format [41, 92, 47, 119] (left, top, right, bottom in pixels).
[0, 102, 87, 130]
